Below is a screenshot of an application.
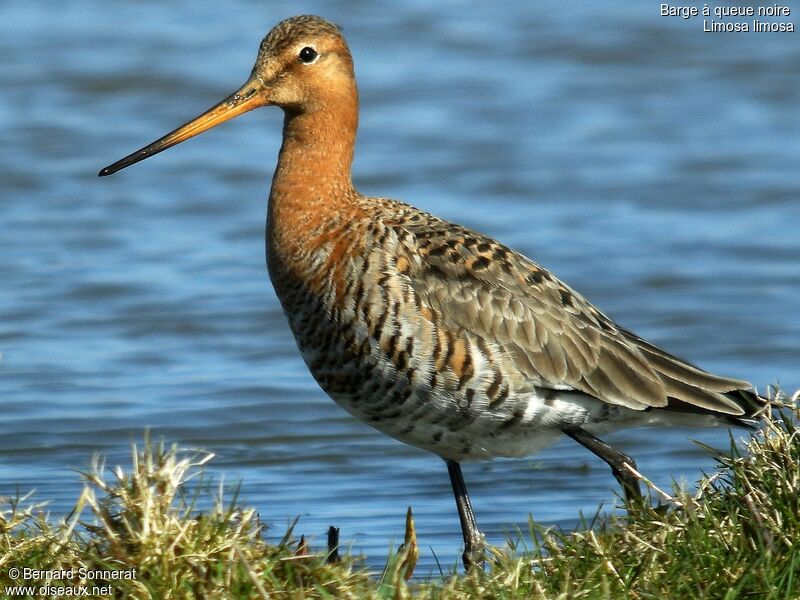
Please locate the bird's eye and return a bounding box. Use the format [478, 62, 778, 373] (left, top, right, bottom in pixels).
[298, 47, 318, 64]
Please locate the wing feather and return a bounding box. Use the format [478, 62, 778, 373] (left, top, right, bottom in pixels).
[393, 212, 757, 416]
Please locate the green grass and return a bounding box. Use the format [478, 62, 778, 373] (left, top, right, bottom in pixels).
[1, 400, 798, 599]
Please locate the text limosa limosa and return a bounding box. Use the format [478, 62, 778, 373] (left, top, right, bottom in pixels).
[100, 15, 766, 570]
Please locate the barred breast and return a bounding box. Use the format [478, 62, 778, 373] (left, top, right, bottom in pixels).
[268, 199, 559, 460]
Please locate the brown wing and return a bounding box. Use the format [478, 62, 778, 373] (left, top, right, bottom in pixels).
[398, 214, 753, 415]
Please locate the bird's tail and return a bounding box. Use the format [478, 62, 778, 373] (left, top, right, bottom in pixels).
[619, 327, 769, 427]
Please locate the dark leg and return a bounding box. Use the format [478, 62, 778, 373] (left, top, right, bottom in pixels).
[445, 459, 485, 571]
[563, 426, 643, 504]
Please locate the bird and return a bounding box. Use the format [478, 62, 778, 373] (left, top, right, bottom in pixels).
[99, 15, 766, 570]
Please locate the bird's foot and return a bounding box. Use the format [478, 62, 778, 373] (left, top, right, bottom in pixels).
[462, 532, 486, 572]
[613, 462, 645, 510]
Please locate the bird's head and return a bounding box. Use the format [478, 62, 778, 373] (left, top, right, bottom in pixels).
[99, 15, 355, 176]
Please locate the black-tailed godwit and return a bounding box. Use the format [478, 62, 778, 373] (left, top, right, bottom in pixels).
[100, 15, 765, 570]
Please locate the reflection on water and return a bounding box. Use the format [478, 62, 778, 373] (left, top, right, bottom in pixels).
[1, 0, 798, 571]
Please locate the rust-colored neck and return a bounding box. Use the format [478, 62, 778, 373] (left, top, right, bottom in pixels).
[267, 95, 360, 265]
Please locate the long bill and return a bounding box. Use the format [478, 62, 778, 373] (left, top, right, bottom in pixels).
[99, 77, 269, 177]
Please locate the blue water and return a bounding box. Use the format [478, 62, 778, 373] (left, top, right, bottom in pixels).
[1, 1, 798, 573]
